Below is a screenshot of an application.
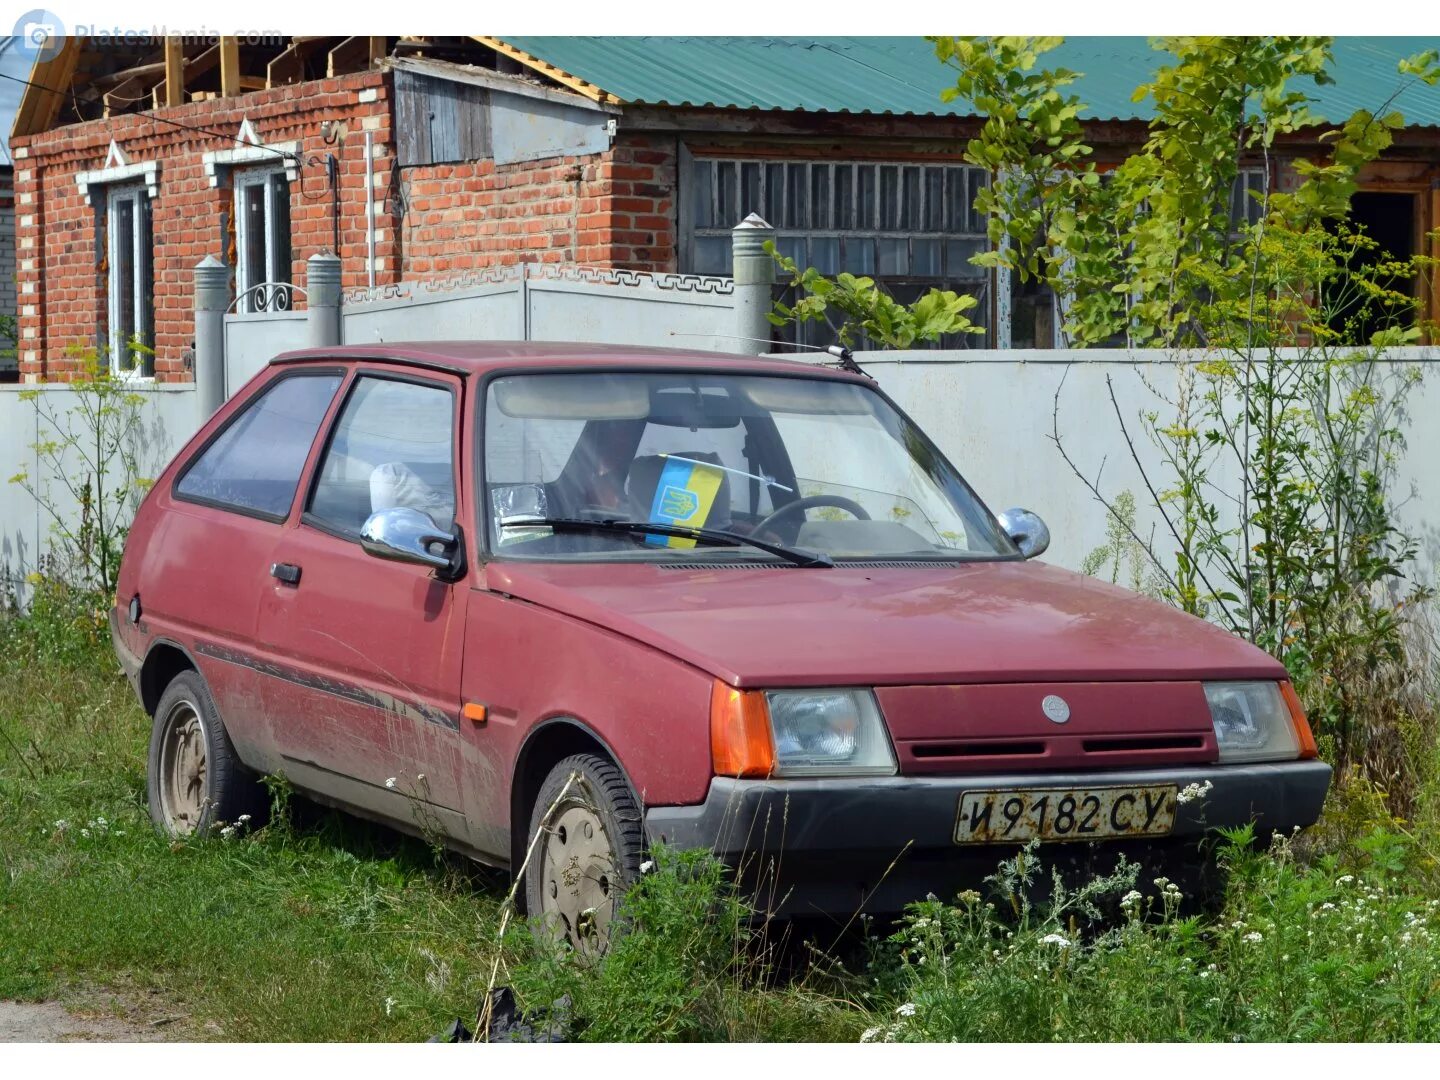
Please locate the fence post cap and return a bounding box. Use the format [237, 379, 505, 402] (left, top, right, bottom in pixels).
[732, 212, 774, 233]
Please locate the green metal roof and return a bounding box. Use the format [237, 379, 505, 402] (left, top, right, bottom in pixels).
[497, 37, 1440, 128]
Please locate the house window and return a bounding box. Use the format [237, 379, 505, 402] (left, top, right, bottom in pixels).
[682, 156, 994, 348]
[234, 166, 293, 313]
[105, 184, 154, 375]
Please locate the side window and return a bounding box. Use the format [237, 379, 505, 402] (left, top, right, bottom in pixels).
[307, 376, 456, 535]
[176, 373, 342, 519]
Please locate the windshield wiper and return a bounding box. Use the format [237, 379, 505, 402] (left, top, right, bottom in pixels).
[501, 517, 834, 568]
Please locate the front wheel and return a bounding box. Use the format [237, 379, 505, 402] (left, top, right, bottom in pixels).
[147, 670, 266, 836]
[524, 753, 644, 956]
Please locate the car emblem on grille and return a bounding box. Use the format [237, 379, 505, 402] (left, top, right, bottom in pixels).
[1042, 695, 1071, 724]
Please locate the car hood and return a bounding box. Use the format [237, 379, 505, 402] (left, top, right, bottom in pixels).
[482, 558, 1285, 688]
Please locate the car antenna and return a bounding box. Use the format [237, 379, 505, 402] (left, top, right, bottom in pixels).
[667, 332, 870, 379]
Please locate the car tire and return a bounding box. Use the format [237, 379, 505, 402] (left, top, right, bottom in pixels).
[147, 669, 267, 837]
[524, 752, 644, 955]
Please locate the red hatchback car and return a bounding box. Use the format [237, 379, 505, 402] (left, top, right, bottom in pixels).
[112, 342, 1329, 945]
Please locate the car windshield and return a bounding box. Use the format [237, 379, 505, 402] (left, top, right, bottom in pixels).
[482, 371, 1017, 563]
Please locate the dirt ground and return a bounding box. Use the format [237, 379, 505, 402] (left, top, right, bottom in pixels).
[0, 988, 212, 1042]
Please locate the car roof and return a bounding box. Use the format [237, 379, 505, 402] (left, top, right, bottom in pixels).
[270, 340, 864, 380]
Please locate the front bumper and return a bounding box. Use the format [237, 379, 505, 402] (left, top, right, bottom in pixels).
[645, 760, 1331, 918]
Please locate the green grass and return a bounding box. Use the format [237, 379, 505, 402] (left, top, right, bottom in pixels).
[5, 605, 1440, 1042]
[0, 624, 508, 1041]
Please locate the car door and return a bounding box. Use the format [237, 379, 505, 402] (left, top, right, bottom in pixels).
[158, 368, 346, 767]
[253, 365, 471, 832]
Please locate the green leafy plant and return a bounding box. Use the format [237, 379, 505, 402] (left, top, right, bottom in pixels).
[765, 243, 983, 347]
[940, 36, 1440, 800]
[1079, 490, 1152, 594]
[8, 343, 155, 606]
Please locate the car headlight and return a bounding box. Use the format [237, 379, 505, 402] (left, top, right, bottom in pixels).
[710, 683, 897, 778]
[766, 689, 897, 777]
[1204, 680, 1307, 763]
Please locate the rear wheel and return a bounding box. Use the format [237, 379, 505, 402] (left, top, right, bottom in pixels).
[524, 753, 644, 956]
[147, 670, 266, 836]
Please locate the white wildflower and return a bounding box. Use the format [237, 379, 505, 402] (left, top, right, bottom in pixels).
[1176, 780, 1213, 805]
[639, 860, 655, 874]
[384, 777, 397, 789]
[1040, 932, 1072, 949]
[860, 1027, 883, 1043]
[79, 828, 90, 838]
[53, 819, 68, 831]
[1120, 889, 1142, 909]
[1336, 874, 1355, 886]
[384, 996, 397, 1017]
[1243, 931, 1263, 944]
[895, 1003, 917, 1017]
[219, 825, 236, 840]
[1320, 902, 1336, 912]
[1199, 970, 1212, 979]
[237, 814, 252, 824]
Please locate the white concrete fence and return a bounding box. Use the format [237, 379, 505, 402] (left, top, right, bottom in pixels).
[5, 344, 1438, 605]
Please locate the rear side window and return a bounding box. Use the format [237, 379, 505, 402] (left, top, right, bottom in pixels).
[175, 372, 342, 519]
[307, 376, 456, 535]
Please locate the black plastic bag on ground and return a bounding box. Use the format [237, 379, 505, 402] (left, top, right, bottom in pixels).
[427, 988, 570, 1043]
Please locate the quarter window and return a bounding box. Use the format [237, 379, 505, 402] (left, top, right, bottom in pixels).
[106, 184, 154, 376]
[307, 377, 457, 536]
[234, 166, 293, 313]
[176, 373, 342, 519]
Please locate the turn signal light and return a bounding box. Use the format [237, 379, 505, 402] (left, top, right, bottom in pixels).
[1279, 681, 1319, 760]
[710, 681, 775, 778]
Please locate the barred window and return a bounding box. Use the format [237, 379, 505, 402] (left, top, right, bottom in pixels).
[681, 156, 995, 349]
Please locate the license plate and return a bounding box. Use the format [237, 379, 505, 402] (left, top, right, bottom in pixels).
[954, 785, 1178, 844]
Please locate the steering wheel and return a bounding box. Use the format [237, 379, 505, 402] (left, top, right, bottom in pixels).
[753, 495, 871, 541]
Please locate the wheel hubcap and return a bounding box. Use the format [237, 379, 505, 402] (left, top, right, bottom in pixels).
[538, 800, 618, 955]
[159, 702, 209, 834]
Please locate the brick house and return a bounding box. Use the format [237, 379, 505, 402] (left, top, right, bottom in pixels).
[10, 35, 1440, 383]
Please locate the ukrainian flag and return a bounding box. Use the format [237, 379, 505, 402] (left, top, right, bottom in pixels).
[645, 458, 723, 547]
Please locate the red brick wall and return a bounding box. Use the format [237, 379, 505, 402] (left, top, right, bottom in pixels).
[12, 77, 685, 383]
[395, 132, 678, 276]
[12, 71, 395, 382]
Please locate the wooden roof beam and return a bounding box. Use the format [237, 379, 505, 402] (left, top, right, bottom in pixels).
[152, 40, 220, 109]
[164, 37, 184, 107]
[15, 35, 83, 136]
[219, 36, 240, 97]
[327, 35, 388, 78]
[267, 36, 330, 88]
[102, 56, 172, 117]
[471, 36, 623, 104]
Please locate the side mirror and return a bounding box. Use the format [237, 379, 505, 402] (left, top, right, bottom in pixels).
[997, 507, 1050, 559]
[361, 507, 459, 573]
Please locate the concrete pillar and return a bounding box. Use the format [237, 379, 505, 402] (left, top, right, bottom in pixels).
[193, 255, 229, 417]
[731, 212, 776, 354]
[306, 252, 342, 349]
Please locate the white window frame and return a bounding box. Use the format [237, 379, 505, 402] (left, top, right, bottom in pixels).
[233, 163, 293, 314]
[105, 182, 152, 378]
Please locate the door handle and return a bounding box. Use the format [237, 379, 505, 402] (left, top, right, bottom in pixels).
[270, 562, 302, 585]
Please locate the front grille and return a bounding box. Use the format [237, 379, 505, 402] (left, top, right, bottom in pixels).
[1082, 735, 1206, 753]
[912, 741, 1046, 758]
